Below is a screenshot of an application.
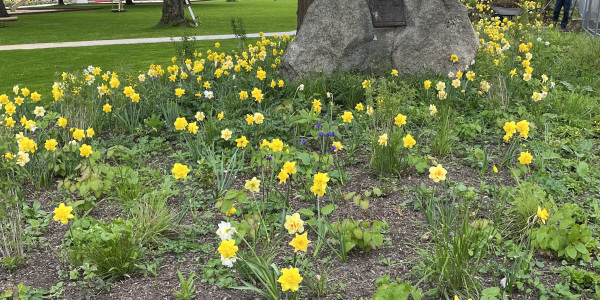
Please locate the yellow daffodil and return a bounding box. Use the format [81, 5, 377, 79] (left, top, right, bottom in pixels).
[253, 113, 264, 124]
[278, 268, 303, 292]
[403, 134, 416, 148]
[174, 88, 185, 98]
[378, 133, 388, 146]
[518, 151, 533, 165]
[251, 88, 263, 103]
[269, 139, 284, 152]
[86, 128, 95, 138]
[394, 113, 407, 127]
[218, 239, 238, 260]
[289, 232, 311, 253]
[278, 170, 289, 184]
[282, 161, 297, 175]
[332, 141, 343, 152]
[188, 122, 199, 134]
[310, 172, 329, 197]
[537, 206, 549, 224]
[53, 203, 74, 224]
[342, 111, 354, 123]
[171, 163, 190, 179]
[221, 129, 232, 140]
[284, 213, 304, 234]
[245, 114, 255, 124]
[516, 120, 530, 139]
[245, 177, 260, 193]
[45, 139, 58, 151]
[174, 117, 188, 131]
[103, 103, 112, 113]
[429, 164, 447, 182]
[236, 136, 249, 148]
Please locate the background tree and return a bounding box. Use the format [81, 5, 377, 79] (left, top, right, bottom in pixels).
[1, 0, 10, 17]
[157, 0, 185, 26]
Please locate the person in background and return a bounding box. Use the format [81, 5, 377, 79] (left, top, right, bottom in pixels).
[553, 0, 573, 31]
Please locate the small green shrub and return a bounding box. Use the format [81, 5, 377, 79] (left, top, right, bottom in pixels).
[530, 203, 599, 262]
[131, 190, 176, 247]
[561, 266, 600, 296]
[373, 276, 422, 300]
[506, 182, 553, 239]
[421, 191, 488, 298]
[328, 219, 388, 254]
[174, 270, 197, 300]
[67, 218, 143, 280]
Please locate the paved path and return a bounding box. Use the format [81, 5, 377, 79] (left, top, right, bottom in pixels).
[0, 31, 296, 51]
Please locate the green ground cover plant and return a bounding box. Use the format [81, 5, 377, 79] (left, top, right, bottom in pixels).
[1, 0, 600, 299]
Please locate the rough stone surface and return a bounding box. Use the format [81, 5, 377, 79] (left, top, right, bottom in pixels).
[281, 0, 479, 80]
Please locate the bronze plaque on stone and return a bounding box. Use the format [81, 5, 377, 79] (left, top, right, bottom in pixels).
[368, 0, 406, 27]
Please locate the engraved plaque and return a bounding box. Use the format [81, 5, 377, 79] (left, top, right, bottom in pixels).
[368, 0, 406, 27]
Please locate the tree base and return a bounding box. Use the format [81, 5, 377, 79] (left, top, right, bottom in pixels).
[156, 17, 197, 27]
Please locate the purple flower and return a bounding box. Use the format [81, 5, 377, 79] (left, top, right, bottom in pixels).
[152, 77, 157, 81]
[326, 132, 335, 137]
[266, 155, 272, 161]
[300, 139, 307, 144]
[318, 132, 324, 137]
[331, 146, 337, 152]
[315, 123, 322, 129]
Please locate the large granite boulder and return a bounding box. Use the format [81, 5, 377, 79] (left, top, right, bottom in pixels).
[281, 0, 479, 80]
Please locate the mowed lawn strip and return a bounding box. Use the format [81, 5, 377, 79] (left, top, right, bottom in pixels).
[1, 0, 296, 45]
[0, 39, 259, 92]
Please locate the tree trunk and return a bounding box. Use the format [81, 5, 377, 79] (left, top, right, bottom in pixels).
[157, 0, 185, 26]
[125, 0, 134, 6]
[1, 0, 9, 17]
[296, 0, 314, 31]
[58, 0, 65, 6]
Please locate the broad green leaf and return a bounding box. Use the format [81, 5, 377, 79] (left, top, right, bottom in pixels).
[576, 161, 589, 177]
[360, 200, 369, 210]
[296, 208, 314, 218]
[549, 238, 560, 251]
[221, 198, 235, 213]
[344, 240, 356, 253]
[224, 189, 238, 200]
[373, 234, 383, 247]
[566, 245, 577, 259]
[536, 230, 547, 243]
[352, 228, 363, 239]
[344, 192, 356, 201]
[373, 187, 382, 197]
[574, 242, 588, 254]
[363, 230, 372, 243]
[297, 153, 311, 165]
[321, 204, 337, 216]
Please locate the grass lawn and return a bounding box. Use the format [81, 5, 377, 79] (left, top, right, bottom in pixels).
[0, 0, 296, 45]
[0, 38, 259, 92]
